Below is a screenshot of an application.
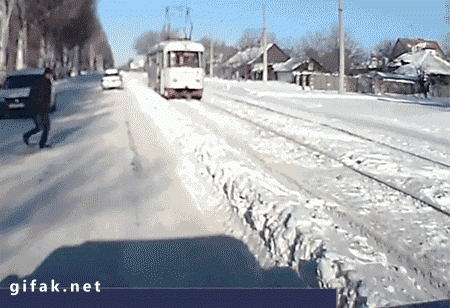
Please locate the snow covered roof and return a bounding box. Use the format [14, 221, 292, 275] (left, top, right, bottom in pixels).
[148, 40, 205, 55]
[390, 38, 446, 61]
[251, 63, 264, 72]
[389, 50, 450, 77]
[224, 44, 274, 68]
[272, 58, 302, 72]
[376, 72, 418, 82]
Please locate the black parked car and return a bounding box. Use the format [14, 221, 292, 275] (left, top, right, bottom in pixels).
[0, 68, 56, 119]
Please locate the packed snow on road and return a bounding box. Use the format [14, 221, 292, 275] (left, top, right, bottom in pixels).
[1, 72, 450, 307]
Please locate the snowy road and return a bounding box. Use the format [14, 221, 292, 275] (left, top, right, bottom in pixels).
[0, 73, 225, 283]
[1, 72, 450, 307]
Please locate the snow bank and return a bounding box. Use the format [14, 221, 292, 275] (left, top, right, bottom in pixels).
[125, 77, 375, 306]
[124, 74, 448, 307]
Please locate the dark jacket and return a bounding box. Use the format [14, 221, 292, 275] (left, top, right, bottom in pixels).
[30, 76, 52, 115]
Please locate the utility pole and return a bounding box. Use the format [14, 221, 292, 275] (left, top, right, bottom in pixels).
[262, 3, 268, 82]
[338, 0, 345, 93]
[210, 38, 214, 77]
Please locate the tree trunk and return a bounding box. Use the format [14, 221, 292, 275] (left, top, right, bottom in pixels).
[6, 1, 19, 75]
[73, 45, 79, 75]
[0, 0, 17, 81]
[39, 37, 45, 68]
[90, 44, 95, 70]
[49, 40, 55, 69]
[16, 19, 26, 70]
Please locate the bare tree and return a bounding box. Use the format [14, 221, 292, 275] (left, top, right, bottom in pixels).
[440, 33, 450, 57]
[295, 25, 367, 66]
[0, 0, 17, 80]
[236, 28, 278, 50]
[133, 30, 160, 55]
[0, 0, 110, 74]
[372, 39, 395, 58]
[23, 0, 65, 66]
[19, 0, 99, 71]
[198, 36, 237, 60]
[16, 0, 28, 69]
[52, 0, 99, 68]
[197, 36, 237, 76]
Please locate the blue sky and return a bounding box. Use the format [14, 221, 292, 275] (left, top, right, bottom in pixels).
[97, 0, 449, 66]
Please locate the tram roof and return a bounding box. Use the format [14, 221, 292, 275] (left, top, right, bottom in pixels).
[148, 40, 205, 55]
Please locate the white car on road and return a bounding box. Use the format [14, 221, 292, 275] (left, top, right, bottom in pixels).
[101, 69, 124, 90]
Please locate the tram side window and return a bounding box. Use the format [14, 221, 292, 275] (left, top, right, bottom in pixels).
[149, 55, 157, 66]
[156, 53, 162, 66]
[164, 52, 169, 68]
[169, 51, 200, 68]
[199, 52, 204, 68]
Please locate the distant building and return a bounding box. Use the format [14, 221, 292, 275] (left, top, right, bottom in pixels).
[272, 58, 300, 83]
[223, 44, 290, 80]
[304, 49, 356, 75]
[272, 57, 323, 83]
[389, 38, 446, 61]
[349, 55, 389, 76]
[129, 55, 147, 71]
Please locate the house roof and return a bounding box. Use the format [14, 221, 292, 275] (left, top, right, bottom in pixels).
[251, 63, 265, 72]
[389, 50, 450, 77]
[390, 38, 445, 60]
[376, 71, 419, 81]
[272, 58, 302, 72]
[224, 44, 275, 68]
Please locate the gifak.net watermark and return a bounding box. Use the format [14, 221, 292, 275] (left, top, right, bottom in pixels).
[10, 280, 101, 296]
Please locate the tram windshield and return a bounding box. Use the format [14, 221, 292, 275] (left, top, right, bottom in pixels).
[169, 51, 201, 68]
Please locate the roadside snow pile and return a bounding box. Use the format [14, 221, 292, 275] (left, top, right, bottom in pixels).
[126, 78, 375, 307]
[126, 75, 446, 307]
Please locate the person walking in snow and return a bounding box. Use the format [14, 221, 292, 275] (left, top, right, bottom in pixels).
[424, 76, 430, 98]
[418, 70, 428, 98]
[23, 68, 53, 149]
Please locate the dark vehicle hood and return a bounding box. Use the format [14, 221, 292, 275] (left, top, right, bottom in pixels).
[0, 235, 316, 288]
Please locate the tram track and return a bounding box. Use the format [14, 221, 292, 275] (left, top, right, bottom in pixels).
[169, 91, 450, 298]
[210, 89, 450, 170]
[202, 91, 450, 219]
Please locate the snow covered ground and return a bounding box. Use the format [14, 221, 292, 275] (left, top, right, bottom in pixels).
[138, 75, 450, 306]
[2, 72, 450, 307]
[125, 74, 450, 307]
[199, 78, 450, 306]
[0, 73, 225, 283]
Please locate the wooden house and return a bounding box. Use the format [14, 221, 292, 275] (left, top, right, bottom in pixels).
[389, 38, 446, 61]
[223, 44, 289, 80]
